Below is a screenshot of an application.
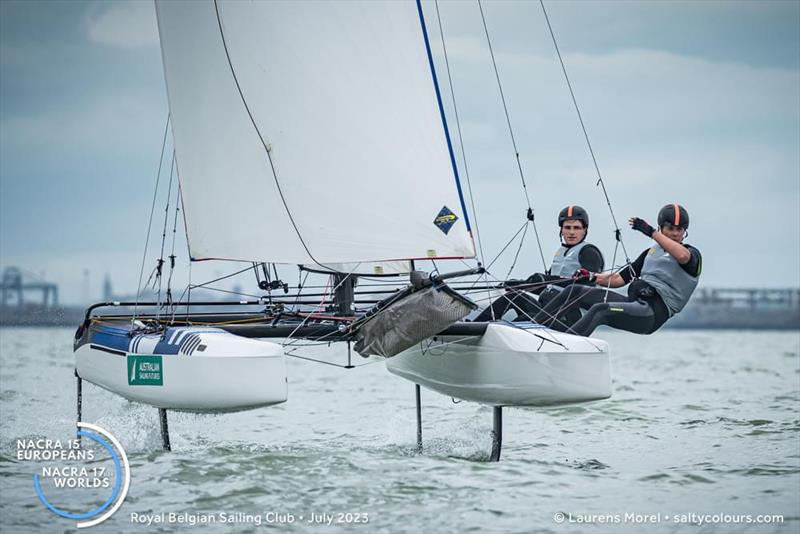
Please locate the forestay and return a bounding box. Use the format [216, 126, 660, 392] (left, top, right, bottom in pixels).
[155, 0, 475, 266]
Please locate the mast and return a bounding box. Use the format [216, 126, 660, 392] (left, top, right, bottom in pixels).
[332, 274, 356, 317]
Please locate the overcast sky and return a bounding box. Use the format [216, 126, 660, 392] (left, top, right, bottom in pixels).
[1, 0, 798, 304]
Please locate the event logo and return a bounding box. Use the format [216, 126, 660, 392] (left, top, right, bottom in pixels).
[18, 422, 130, 528]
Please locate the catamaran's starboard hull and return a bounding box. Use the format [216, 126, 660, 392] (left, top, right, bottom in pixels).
[385, 322, 611, 406]
[75, 324, 287, 412]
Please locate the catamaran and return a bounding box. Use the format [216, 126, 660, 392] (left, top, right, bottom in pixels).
[74, 0, 612, 461]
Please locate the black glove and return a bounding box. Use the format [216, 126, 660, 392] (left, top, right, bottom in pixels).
[630, 217, 655, 238]
[572, 268, 595, 283]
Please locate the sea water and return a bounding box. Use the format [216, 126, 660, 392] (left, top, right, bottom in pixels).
[0, 327, 798, 533]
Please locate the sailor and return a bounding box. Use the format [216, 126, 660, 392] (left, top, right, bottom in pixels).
[475, 205, 604, 322]
[533, 203, 701, 336]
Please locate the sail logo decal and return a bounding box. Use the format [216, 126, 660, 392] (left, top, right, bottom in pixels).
[433, 206, 458, 235]
[127, 355, 164, 386]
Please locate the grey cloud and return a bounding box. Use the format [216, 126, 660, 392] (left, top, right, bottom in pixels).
[85, 1, 159, 49]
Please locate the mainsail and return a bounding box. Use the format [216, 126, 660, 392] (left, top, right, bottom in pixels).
[155, 0, 475, 266]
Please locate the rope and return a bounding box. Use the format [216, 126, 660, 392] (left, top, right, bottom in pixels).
[485, 221, 529, 271]
[465, 265, 594, 345]
[477, 0, 547, 271]
[168, 264, 272, 317]
[293, 270, 310, 310]
[188, 264, 257, 290]
[164, 184, 183, 310]
[282, 264, 364, 347]
[284, 350, 384, 369]
[504, 221, 530, 282]
[133, 113, 170, 328]
[602, 239, 620, 303]
[536, 259, 633, 333]
[195, 285, 264, 300]
[213, 0, 337, 272]
[139, 265, 159, 297]
[433, 0, 494, 316]
[539, 0, 633, 275]
[455, 221, 529, 313]
[462, 264, 606, 351]
[183, 259, 193, 325]
[155, 151, 176, 319]
[316, 275, 333, 314]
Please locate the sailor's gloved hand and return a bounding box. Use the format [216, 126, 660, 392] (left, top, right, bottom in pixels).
[572, 268, 595, 282]
[525, 273, 547, 286]
[630, 217, 655, 238]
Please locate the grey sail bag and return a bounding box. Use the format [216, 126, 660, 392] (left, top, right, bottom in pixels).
[352, 276, 477, 358]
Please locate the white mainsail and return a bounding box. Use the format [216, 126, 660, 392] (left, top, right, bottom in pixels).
[155, 0, 475, 266]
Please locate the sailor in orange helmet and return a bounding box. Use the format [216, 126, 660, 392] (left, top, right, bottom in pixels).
[475, 205, 604, 322]
[534, 203, 701, 336]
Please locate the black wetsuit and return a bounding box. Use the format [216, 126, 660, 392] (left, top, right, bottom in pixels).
[533, 244, 702, 336]
[474, 243, 604, 322]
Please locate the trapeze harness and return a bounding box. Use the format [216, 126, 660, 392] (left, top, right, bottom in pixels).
[474, 241, 604, 322]
[549, 242, 593, 282]
[533, 242, 701, 336]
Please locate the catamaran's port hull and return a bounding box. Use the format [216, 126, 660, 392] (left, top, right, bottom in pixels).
[385, 323, 611, 406]
[75, 336, 287, 413]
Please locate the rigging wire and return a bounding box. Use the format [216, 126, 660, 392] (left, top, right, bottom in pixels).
[455, 220, 528, 305]
[484, 221, 529, 271]
[455, 220, 532, 310]
[451, 252, 604, 349]
[477, 0, 547, 272]
[432, 1, 485, 265]
[133, 113, 170, 328]
[187, 264, 259, 291]
[284, 350, 385, 369]
[602, 238, 620, 303]
[164, 185, 183, 309]
[185, 259, 193, 323]
[155, 151, 177, 319]
[434, 0, 497, 319]
[464, 265, 604, 351]
[167, 263, 256, 324]
[538, 0, 633, 274]
[193, 285, 263, 300]
[282, 264, 365, 347]
[504, 221, 530, 282]
[293, 271, 310, 309]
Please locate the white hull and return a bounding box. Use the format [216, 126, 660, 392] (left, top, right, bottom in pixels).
[76, 329, 287, 413]
[385, 322, 611, 406]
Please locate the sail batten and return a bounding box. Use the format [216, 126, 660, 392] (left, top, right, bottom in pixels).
[155, 0, 476, 265]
